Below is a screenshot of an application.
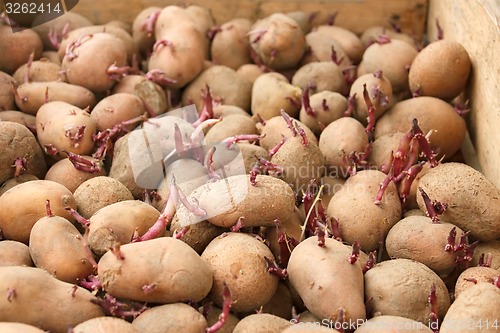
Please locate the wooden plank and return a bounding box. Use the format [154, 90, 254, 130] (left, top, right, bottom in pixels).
[428, 0, 500, 189]
[71, 0, 427, 38]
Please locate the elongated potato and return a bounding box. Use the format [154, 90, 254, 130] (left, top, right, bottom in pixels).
[204, 114, 257, 144]
[12, 59, 63, 83]
[0, 26, 43, 74]
[0, 266, 103, 333]
[72, 317, 137, 333]
[417, 162, 500, 241]
[0, 174, 38, 196]
[132, 303, 207, 333]
[0, 111, 36, 132]
[98, 237, 213, 303]
[288, 237, 366, 325]
[0, 240, 34, 267]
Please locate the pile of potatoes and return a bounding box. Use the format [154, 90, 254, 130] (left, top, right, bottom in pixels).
[1, 4, 499, 333]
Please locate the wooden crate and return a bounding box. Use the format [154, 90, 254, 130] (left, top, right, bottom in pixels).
[72, 0, 500, 188]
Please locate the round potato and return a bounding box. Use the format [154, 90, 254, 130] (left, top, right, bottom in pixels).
[132, 303, 207, 333]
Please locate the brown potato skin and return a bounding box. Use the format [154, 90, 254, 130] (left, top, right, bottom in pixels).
[409, 40, 471, 101]
[0, 240, 34, 267]
[454, 266, 499, 299]
[440, 283, 500, 333]
[88, 200, 161, 256]
[0, 121, 47, 185]
[258, 115, 317, 151]
[0, 26, 43, 74]
[236, 64, 265, 84]
[98, 237, 213, 303]
[0, 180, 77, 244]
[204, 114, 257, 144]
[314, 25, 364, 64]
[0, 174, 39, 196]
[364, 258, 450, 325]
[0, 71, 16, 111]
[74, 176, 134, 219]
[354, 316, 433, 333]
[73, 317, 137, 333]
[288, 237, 366, 324]
[292, 62, 346, 95]
[0, 323, 46, 333]
[471, 240, 500, 271]
[15, 81, 97, 115]
[302, 30, 352, 69]
[260, 282, 294, 320]
[299, 91, 347, 135]
[0, 111, 36, 132]
[0, 266, 104, 333]
[45, 157, 106, 193]
[417, 163, 500, 241]
[349, 72, 393, 124]
[132, 7, 162, 57]
[327, 170, 402, 252]
[233, 313, 290, 333]
[201, 232, 279, 313]
[90, 93, 146, 132]
[211, 18, 252, 70]
[132, 303, 207, 333]
[205, 306, 240, 333]
[12, 59, 63, 83]
[368, 132, 404, 171]
[29, 215, 94, 283]
[374, 97, 466, 160]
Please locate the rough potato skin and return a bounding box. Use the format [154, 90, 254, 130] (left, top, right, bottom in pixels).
[354, 316, 433, 333]
[233, 313, 290, 333]
[0, 266, 104, 333]
[12, 59, 63, 83]
[385, 216, 461, 277]
[417, 162, 500, 241]
[88, 200, 161, 256]
[74, 176, 134, 219]
[368, 132, 405, 171]
[195, 174, 296, 228]
[299, 91, 347, 135]
[471, 240, 500, 271]
[454, 267, 499, 299]
[409, 40, 471, 101]
[364, 259, 451, 325]
[73, 317, 138, 333]
[0, 240, 34, 267]
[98, 237, 213, 303]
[287, 237, 366, 325]
[0, 26, 43, 74]
[201, 232, 279, 313]
[0, 180, 76, 244]
[211, 142, 269, 178]
[205, 306, 240, 333]
[327, 170, 402, 252]
[0, 71, 16, 111]
[440, 283, 500, 333]
[374, 96, 466, 160]
[292, 62, 346, 95]
[169, 218, 223, 254]
[0, 121, 47, 185]
[258, 115, 317, 151]
[0, 111, 36, 132]
[90, 93, 146, 132]
[260, 282, 294, 320]
[132, 303, 207, 333]
[0, 322, 46, 333]
[204, 114, 257, 144]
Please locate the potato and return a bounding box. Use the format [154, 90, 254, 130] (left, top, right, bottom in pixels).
[0, 71, 16, 111]
[360, 26, 416, 48]
[182, 65, 252, 112]
[417, 162, 500, 241]
[0, 121, 47, 184]
[440, 283, 500, 333]
[0, 323, 46, 333]
[41, 51, 62, 65]
[288, 237, 366, 324]
[192, 174, 296, 228]
[12, 59, 63, 83]
[133, 303, 207, 333]
[98, 237, 213, 303]
[454, 266, 499, 299]
[0, 266, 103, 333]
[74, 176, 134, 219]
[0, 240, 34, 267]
[354, 316, 434, 333]
[32, 11, 93, 51]
[45, 156, 106, 193]
[358, 39, 418, 92]
[14, 81, 97, 115]
[169, 218, 223, 254]
[88, 200, 161, 256]
[204, 114, 257, 144]
[249, 13, 306, 70]
[258, 115, 318, 151]
[409, 40, 471, 100]
[385, 215, 462, 277]
[327, 170, 402, 252]
[286, 11, 311, 34]
[271, 135, 325, 192]
[374, 97, 466, 159]
[0, 174, 38, 196]
[205, 305, 240, 333]
[210, 142, 271, 179]
[0, 180, 76, 244]
[72, 317, 137, 333]
[29, 214, 93, 283]
[251, 72, 302, 120]
[211, 18, 252, 70]
[291, 62, 346, 95]
[364, 258, 450, 325]
[471, 240, 500, 271]
[0, 26, 43, 74]
[368, 132, 405, 171]
[106, 20, 132, 33]
[302, 29, 352, 69]
[233, 313, 289, 333]
[260, 282, 294, 319]
[283, 324, 338, 332]
[314, 25, 364, 64]
[213, 105, 250, 118]
[0, 110, 36, 132]
[349, 72, 393, 124]
[132, 7, 162, 57]
[62, 33, 128, 93]
[90, 93, 146, 131]
[201, 232, 279, 313]
[299, 91, 348, 135]
[319, 117, 368, 178]
[236, 64, 266, 84]
[185, 5, 214, 59]
[36, 101, 97, 158]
